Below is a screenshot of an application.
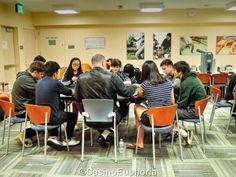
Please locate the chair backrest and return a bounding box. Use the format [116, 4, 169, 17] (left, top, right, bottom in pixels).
[82, 99, 114, 122]
[24, 104, 51, 124]
[0, 92, 11, 102]
[147, 104, 177, 127]
[194, 96, 210, 117]
[81, 63, 92, 73]
[57, 68, 65, 80]
[0, 100, 15, 117]
[197, 73, 211, 84]
[211, 73, 229, 84]
[210, 85, 221, 102]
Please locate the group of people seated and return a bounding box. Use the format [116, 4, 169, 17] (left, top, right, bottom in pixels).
[6, 52, 235, 152]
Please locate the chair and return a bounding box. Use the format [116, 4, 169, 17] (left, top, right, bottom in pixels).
[81, 63, 92, 73]
[22, 104, 69, 159]
[197, 73, 211, 94]
[0, 100, 25, 154]
[209, 86, 233, 130]
[225, 92, 236, 135]
[57, 68, 65, 80]
[81, 99, 118, 162]
[135, 104, 183, 168]
[0, 92, 12, 102]
[181, 96, 210, 153]
[211, 73, 229, 97]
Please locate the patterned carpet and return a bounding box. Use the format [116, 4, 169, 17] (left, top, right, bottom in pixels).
[0, 101, 236, 177]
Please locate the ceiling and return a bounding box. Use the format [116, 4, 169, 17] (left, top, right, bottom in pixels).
[0, 0, 234, 12]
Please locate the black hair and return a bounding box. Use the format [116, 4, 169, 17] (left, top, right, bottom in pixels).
[123, 64, 135, 78]
[33, 55, 46, 63]
[66, 57, 82, 74]
[29, 61, 45, 73]
[45, 61, 60, 77]
[173, 61, 190, 75]
[167, 33, 171, 38]
[141, 60, 166, 84]
[160, 59, 173, 67]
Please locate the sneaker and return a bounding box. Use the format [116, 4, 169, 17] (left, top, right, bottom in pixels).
[47, 138, 65, 151]
[106, 135, 114, 144]
[62, 139, 80, 147]
[97, 135, 108, 148]
[18, 131, 33, 148]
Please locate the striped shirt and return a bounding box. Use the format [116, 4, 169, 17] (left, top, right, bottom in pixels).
[141, 80, 172, 108]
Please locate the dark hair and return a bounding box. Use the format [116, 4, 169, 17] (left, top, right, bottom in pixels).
[45, 61, 60, 77]
[66, 57, 82, 74]
[167, 33, 171, 38]
[123, 64, 135, 77]
[173, 61, 190, 75]
[33, 55, 46, 63]
[29, 61, 45, 73]
[141, 60, 166, 84]
[160, 59, 173, 67]
[111, 58, 122, 67]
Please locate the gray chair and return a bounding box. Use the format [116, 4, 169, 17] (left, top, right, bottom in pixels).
[226, 92, 236, 135]
[81, 99, 118, 162]
[135, 104, 183, 168]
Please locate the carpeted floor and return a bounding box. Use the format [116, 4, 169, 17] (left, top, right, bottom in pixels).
[0, 101, 236, 177]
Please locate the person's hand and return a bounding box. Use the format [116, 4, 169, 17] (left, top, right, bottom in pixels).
[72, 76, 78, 82]
[123, 80, 131, 86]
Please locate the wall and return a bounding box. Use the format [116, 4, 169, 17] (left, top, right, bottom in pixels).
[0, 3, 35, 83]
[33, 9, 236, 72]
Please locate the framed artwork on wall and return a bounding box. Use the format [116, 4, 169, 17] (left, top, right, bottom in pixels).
[180, 36, 207, 55]
[216, 36, 236, 55]
[127, 32, 144, 60]
[153, 32, 171, 59]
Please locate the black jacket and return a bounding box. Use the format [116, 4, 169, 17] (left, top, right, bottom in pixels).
[75, 67, 136, 110]
[12, 71, 36, 112]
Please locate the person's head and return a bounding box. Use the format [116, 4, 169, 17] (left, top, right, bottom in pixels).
[160, 59, 174, 76]
[110, 58, 122, 73]
[29, 61, 45, 80]
[166, 33, 171, 40]
[123, 64, 135, 78]
[91, 54, 107, 68]
[33, 55, 46, 63]
[67, 57, 82, 73]
[173, 61, 190, 79]
[45, 61, 60, 79]
[141, 60, 166, 84]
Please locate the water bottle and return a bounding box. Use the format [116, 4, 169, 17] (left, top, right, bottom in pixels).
[119, 138, 124, 153]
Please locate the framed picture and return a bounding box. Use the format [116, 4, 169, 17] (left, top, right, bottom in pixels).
[127, 32, 144, 60]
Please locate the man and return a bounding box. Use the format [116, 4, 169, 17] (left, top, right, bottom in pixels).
[36, 61, 79, 150]
[75, 54, 136, 148]
[173, 61, 206, 147]
[12, 61, 45, 147]
[33, 55, 46, 63]
[160, 59, 180, 99]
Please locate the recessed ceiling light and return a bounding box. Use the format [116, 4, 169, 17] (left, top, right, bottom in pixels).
[140, 3, 164, 13]
[52, 4, 79, 14]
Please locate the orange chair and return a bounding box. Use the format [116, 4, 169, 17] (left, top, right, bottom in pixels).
[181, 96, 210, 153]
[226, 92, 236, 135]
[23, 104, 69, 158]
[135, 104, 182, 168]
[0, 100, 25, 154]
[209, 86, 232, 130]
[57, 68, 65, 80]
[81, 63, 92, 73]
[197, 73, 211, 94]
[211, 73, 229, 97]
[0, 92, 12, 102]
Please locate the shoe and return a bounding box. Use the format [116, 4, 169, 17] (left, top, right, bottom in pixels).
[62, 139, 80, 146]
[106, 135, 114, 144]
[97, 135, 108, 148]
[18, 131, 33, 148]
[164, 132, 178, 141]
[47, 138, 65, 151]
[127, 143, 143, 150]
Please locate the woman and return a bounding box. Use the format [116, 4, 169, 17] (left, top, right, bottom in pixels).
[62, 57, 83, 85]
[128, 60, 174, 149]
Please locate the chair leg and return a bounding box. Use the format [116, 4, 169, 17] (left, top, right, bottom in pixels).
[171, 130, 174, 147]
[2, 118, 6, 145]
[114, 125, 117, 163]
[44, 129, 47, 162]
[159, 133, 161, 149]
[81, 122, 85, 161]
[194, 123, 197, 134]
[177, 129, 183, 161]
[135, 125, 141, 154]
[90, 129, 93, 146]
[225, 116, 232, 136]
[20, 122, 22, 132]
[199, 122, 205, 153]
[203, 120, 207, 141]
[152, 128, 156, 168]
[209, 104, 216, 130]
[22, 117, 27, 156]
[36, 130, 40, 147]
[63, 124, 69, 151]
[6, 118, 11, 154]
[116, 126, 119, 146]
